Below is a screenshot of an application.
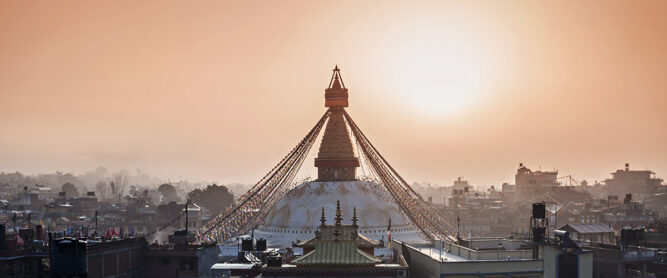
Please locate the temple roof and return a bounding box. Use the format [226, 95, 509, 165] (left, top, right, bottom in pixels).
[292, 241, 381, 266]
[296, 226, 380, 248]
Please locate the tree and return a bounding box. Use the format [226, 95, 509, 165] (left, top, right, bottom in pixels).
[187, 184, 234, 216]
[95, 166, 108, 177]
[95, 180, 111, 200]
[158, 183, 178, 203]
[109, 171, 129, 201]
[61, 182, 79, 198]
[157, 201, 182, 221]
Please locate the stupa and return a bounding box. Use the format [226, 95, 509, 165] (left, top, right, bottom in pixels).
[256, 67, 424, 246]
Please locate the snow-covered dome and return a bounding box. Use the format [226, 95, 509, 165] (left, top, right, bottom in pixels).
[256, 180, 425, 247]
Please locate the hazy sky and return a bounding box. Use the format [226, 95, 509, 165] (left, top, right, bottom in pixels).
[1, 0, 666, 187]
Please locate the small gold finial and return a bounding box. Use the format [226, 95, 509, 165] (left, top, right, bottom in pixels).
[320, 207, 326, 226]
[335, 200, 343, 226]
[352, 206, 358, 228]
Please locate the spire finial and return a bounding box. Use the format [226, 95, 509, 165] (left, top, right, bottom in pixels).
[333, 226, 341, 240]
[320, 207, 326, 226]
[352, 206, 358, 228]
[335, 200, 343, 226]
[327, 65, 346, 90]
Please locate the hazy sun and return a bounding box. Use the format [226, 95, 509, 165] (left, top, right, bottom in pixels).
[407, 70, 478, 118]
[388, 36, 483, 118]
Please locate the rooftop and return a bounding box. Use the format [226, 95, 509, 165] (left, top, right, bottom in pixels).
[292, 240, 381, 265]
[559, 223, 615, 234]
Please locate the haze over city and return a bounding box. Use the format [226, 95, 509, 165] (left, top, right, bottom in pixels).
[2, 0, 666, 186]
[3, 1, 667, 278]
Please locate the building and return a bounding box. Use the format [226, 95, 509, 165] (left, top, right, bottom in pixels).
[262, 201, 409, 277]
[452, 177, 473, 197]
[29, 186, 56, 201]
[584, 228, 664, 278]
[557, 223, 615, 244]
[255, 68, 423, 246]
[600, 194, 655, 230]
[68, 192, 99, 214]
[510, 163, 563, 203]
[449, 177, 476, 207]
[516, 163, 559, 188]
[295, 204, 382, 256]
[605, 163, 664, 200]
[0, 224, 49, 278]
[143, 230, 219, 278]
[181, 202, 204, 232]
[50, 236, 145, 278]
[395, 237, 593, 278]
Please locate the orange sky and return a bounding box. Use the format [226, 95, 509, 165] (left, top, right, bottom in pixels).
[1, 0, 666, 187]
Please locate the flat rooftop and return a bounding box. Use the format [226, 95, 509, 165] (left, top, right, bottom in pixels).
[405, 240, 536, 262]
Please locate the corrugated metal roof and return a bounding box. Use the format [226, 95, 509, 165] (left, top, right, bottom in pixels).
[292, 241, 381, 265]
[559, 223, 614, 234]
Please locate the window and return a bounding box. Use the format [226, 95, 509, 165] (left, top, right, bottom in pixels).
[180, 260, 194, 270]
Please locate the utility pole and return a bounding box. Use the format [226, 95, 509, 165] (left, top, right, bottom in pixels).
[94, 210, 98, 238]
[439, 238, 442, 261]
[456, 215, 460, 241]
[185, 198, 189, 235]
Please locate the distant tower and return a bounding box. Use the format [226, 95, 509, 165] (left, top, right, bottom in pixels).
[314, 66, 360, 181]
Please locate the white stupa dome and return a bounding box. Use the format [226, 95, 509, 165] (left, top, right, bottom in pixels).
[256, 180, 425, 247]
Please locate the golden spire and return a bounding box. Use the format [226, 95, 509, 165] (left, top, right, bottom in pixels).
[352, 206, 358, 228]
[335, 200, 343, 226]
[320, 206, 326, 226]
[315, 66, 360, 181]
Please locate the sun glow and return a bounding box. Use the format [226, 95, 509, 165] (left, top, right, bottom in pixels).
[406, 69, 478, 118]
[401, 46, 482, 118]
[381, 24, 488, 118]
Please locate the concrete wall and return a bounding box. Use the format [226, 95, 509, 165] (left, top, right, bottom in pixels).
[86, 238, 145, 278]
[542, 244, 593, 278]
[143, 249, 198, 278]
[438, 241, 534, 260]
[196, 246, 220, 278]
[395, 240, 594, 278]
[578, 251, 593, 278]
[393, 241, 542, 278]
[438, 260, 543, 278]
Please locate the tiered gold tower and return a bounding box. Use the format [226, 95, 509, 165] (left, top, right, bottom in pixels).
[314, 66, 360, 181]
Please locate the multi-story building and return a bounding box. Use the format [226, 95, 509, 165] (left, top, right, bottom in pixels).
[144, 230, 219, 278]
[516, 163, 559, 188]
[604, 163, 664, 200]
[50, 236, 146, 278]
[0, 224, 49, 278]
[28, 186, 56, 201]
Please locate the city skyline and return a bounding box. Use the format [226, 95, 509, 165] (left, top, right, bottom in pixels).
[1, 0, 666, 187]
